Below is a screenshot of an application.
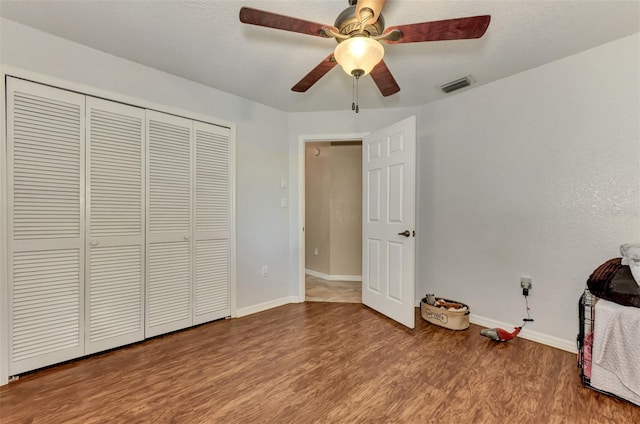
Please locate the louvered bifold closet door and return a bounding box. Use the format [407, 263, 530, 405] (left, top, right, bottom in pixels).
[145, 111, 193, 337]
[193, 122, 231, 325]
[6, 77, 85, 375]
[85, 97, 145, 354]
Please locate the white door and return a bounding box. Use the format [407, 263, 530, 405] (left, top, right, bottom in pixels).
[145, 110, 193, 337]
[192, 121, 231, 324]
[7, 77, 86, 374]
[85, 97, 145, 354]
[362, 116, 416, 328]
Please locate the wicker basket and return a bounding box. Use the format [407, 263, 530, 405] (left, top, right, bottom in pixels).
[420, 297, 470, 330]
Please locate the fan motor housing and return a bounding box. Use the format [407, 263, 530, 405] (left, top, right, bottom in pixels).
[335, 5, 385, 38]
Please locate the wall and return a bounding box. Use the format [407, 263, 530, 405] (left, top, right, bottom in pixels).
[289, 33, 640, 350]
[305, 142, 362, 278]
[305, 142, 331, 274]
[329, 142, 362, 277]
[288, 106, 424, 297]
[0, 17, 637, 385]
[0, 19, 292, 324]
[417, 33, 640, 348]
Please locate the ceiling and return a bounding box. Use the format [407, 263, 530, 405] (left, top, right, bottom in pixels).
[1, 1, 638, 113]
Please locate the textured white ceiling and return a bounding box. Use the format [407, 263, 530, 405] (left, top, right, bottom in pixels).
[1, 0, 638, 113]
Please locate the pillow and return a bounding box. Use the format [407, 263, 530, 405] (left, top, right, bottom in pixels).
[587, 258, 640, 308]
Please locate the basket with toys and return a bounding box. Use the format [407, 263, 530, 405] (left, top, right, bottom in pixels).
[420, 295, 470, 330]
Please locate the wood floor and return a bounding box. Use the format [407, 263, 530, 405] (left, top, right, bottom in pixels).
[1, 303, 638, 423]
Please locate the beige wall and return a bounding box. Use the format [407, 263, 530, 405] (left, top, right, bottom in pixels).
[329, 143, 362, 276]
[305, 142, 331, 274]
[305, 142, 362, 277]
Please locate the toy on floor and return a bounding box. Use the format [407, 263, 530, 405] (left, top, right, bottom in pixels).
[480, 324, 523, 341]
[480, 290, 534, 342]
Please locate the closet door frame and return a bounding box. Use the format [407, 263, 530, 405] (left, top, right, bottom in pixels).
[1, 72, 10, 386]
[0, 67, 237, 385]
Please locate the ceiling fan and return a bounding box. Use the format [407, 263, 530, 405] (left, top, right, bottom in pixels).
[239, 0, 491, 101]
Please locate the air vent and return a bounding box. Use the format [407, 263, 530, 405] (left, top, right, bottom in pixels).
[440, 76, 473, 93]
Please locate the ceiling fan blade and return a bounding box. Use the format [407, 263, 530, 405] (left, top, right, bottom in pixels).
[382, 15, 491, 44]
[370, 60, 400, 97]
[292, 54, 339, 92]
[240, 7, 335, 38]
[356, 0, 387, 24]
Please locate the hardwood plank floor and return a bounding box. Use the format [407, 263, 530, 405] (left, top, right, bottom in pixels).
[1, 303, 638, 423]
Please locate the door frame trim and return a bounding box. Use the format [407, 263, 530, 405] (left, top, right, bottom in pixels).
[296, 132, 368, 302]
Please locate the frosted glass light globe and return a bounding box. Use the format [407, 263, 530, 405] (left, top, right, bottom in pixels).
[334, 36, 384, 77]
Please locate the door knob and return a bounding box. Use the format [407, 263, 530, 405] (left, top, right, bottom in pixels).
[398, 230, 410, 237]
[184, 235, 191, 241]
[90, 239, 99, 246]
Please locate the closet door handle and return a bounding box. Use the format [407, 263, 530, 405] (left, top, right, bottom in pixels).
[90, 239, 99, 246]
[184, 235, 191, 241]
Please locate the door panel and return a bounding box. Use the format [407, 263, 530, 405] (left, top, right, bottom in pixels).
[387, 241, 404, 302]
[362, 116, 416, 328]
[146, 111, 193, 337]
[85, 97, 145, 354]
[147, 241, 192, 331]
[193, 122, 231, 324]
[7, 77, 86, 374]
[87, 244, 142, 347]
[194, 239, 229, 321]
[366, 239, 382, 293]
[367, 168, 381, 222]
[388, 163, 404, 223]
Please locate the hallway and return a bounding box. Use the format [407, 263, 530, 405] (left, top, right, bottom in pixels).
[305, 275, 361, 303]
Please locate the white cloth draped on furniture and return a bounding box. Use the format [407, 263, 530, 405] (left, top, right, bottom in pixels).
[591, 298, 640, 406]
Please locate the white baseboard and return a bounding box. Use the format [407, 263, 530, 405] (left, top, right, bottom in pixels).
[305, 269, 362, 282]
[413, 299, 575, 353]
[235, 296, 298, 318]
[237, 298, 576, 354]
[469, 314, 577, 353]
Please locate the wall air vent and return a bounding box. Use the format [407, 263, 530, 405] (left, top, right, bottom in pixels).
[440, 75, 474, 94]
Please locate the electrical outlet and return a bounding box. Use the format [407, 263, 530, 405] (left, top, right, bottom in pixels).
[314, 248, 319, 256]
[261, 266, 268, 277]
[520, 276, 532, 290]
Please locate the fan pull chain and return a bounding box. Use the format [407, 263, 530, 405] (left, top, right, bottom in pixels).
[352, 74, 360, 113]
[352, 76, 356, 111]
[355, 75, 359, 113]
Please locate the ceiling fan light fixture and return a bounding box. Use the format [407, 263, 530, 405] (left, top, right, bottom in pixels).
[333, 36, 384, 77]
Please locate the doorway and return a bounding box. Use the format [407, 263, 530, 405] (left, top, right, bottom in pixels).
[304, 141, 363, 303]
[297, 132, 368, 303]
[297, 116, 417, 327]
